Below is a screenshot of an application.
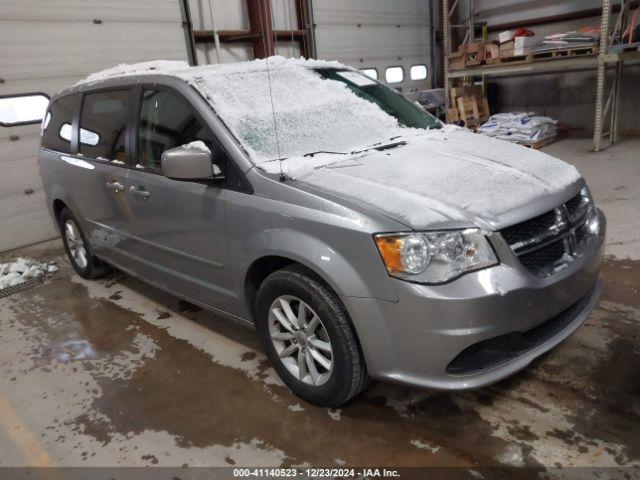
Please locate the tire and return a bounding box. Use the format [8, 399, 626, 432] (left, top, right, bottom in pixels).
[58, 207, 111, 279]
[255, 265, 367, 407]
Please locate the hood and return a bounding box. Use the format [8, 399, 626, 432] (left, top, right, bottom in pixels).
[297, 129, 582, 230]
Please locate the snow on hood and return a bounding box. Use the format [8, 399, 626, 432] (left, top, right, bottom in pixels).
[298, 128, 581, 228]
[77, 58, 581, 229]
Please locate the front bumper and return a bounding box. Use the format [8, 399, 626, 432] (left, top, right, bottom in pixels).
[345, 210, 606, 390]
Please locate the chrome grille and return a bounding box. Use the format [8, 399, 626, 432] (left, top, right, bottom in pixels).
[500, 193, 594, 277]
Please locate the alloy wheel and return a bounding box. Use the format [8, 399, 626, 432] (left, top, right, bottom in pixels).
[268, 295, 333, 386]
[64, 219, 88, 269]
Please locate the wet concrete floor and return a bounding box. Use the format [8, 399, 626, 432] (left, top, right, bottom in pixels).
[0, 253, 638, 476]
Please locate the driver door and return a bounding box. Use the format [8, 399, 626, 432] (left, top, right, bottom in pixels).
[123, 86, 234, 312]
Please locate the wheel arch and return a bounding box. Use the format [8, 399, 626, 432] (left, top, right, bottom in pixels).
[244, 255, 340, 322]
[52, 198, 68, 223]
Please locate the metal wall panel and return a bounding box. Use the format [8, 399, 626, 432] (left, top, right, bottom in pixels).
[475, 0, 602, 27]
[0, 0, 189, 252]
[189, 0, 254, 64]
[313, 0, 432, 96]
[188, 0, 433, 97]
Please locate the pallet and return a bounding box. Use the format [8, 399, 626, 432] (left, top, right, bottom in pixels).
[499, 54, 529, 64]
[518, 136, 556, 149]
[609, 42, 640, 53]
[530, 46, 598, 61]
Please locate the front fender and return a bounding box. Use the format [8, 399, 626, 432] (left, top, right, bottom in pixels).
[239, 228, 399, 303]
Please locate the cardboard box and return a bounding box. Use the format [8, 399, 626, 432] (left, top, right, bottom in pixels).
[448, 48, 465, 70]
[513, 36, 538, 55]
[464, 41, 485, 66]
[448, 107, 460, 123]
[500, 41, 515, 58]
[484, 43, 500, 64]
[498, 30, 517, 44]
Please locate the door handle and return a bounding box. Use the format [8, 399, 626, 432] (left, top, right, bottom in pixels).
[106, 181, 124, 192]
[129, 185, 150, 199]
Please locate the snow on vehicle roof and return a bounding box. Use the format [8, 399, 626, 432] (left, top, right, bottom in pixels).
[75, 57, 347, 86]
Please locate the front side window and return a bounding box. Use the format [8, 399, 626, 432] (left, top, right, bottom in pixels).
[41, 94, 81, 154]
[0, 93, 49, 127]
[137, 89, 214, 171]
[79, 90, 130, 162]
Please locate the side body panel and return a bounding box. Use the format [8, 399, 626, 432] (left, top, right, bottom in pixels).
[122, 170, 234, 311]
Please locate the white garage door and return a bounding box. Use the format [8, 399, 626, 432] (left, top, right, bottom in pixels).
[0, 0, 189, 252]
[313, 0, 432, 98]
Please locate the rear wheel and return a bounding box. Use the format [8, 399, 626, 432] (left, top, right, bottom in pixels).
[255, 265, 367, 406]
[59, 208, 111, 279]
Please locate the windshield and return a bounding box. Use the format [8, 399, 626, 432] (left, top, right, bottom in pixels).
[190, 59, 440, 166]
[314, 68, 440, 131]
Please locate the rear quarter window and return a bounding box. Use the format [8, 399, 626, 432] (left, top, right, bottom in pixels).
[41, 94, 81, 154]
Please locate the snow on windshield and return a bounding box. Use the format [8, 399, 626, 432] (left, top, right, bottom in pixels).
[188, 57, 406, 167]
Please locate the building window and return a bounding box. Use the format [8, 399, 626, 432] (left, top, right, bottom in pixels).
[410, 64, 428, 81]
[0, 93, 49, 127]
[385, 66, 404, 84]
[360, 68, 378, 80]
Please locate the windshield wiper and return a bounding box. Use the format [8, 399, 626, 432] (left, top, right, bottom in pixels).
[303, 150, 349, 158]
[303, 138, 406, 158]
[353, 139, 407, 154]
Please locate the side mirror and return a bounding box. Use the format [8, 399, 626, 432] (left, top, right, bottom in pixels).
[160, 145, 224, 181]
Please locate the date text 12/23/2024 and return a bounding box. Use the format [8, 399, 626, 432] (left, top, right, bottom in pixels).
[233, 468, 400, 478]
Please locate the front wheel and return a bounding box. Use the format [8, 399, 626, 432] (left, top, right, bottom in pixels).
[255, 265, 367, 406]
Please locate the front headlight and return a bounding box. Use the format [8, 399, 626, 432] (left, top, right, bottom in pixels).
[374, 229, 498, 284]
[581, 186, 600, 235]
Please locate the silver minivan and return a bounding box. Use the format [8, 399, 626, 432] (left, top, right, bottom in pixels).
[39, 58, 605, 406]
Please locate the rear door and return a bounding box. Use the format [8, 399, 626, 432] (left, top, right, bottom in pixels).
[72, 88, 134, 266]
[122, 85, 234, 312]
[40, 88, 134, 265]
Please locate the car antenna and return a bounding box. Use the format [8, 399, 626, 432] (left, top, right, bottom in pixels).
[261, 5, 286, 183]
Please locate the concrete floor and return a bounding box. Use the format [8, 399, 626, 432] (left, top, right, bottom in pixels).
[0, 138, 639, 476]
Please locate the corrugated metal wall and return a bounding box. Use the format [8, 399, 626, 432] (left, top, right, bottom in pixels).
[189, 0, 302, 64]
[313, 0, 432, 96]
[0, 0, 188, 251]
[190, 0, 433, 95]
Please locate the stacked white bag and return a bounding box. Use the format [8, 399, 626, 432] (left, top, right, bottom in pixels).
[479, 112, 557, 144]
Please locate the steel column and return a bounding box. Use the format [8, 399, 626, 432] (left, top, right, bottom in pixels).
[179, 0, 198, 66]
[247, 0, 276, 58]
[443, 0, 451, 121]
[593, 0, 612, 152]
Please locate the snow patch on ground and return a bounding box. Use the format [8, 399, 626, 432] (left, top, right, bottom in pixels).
[0, 258, 58, 290]
[410, 439, 440, 454]
[327, 408, 341, 421]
